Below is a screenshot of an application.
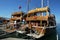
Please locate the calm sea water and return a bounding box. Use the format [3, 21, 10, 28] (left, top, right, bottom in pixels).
[0, 23, 60, 40]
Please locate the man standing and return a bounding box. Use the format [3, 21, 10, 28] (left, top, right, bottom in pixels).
[14, 20, 17, 29]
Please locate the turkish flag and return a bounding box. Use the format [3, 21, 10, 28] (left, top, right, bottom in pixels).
[19, 6, 21, 9]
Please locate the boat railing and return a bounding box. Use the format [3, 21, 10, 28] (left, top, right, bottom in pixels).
[40, 23, 46, 34]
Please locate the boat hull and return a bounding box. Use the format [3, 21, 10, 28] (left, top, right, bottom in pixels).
[45, 26, 56, 36]
[16, 26, 56, 39]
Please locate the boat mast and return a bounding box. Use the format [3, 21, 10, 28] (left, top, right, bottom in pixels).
[47, 0, 49, 7]
[41, 0, 44, 16]
[47, 0, 50, 14]
[27, 0, 30, 12]
[40, 0, 44, 26]
[41, 0, 49, 7]
[41, 0, 43, 8]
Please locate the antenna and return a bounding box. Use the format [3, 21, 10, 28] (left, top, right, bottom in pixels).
[47, 0, 49, 7]
[41, 0, 43, 7]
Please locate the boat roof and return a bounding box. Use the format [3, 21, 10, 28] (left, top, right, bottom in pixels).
[27, 6, 49, 15]
[12, 11, 24, 16]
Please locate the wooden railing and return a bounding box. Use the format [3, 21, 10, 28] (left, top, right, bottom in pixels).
[26, 16, 48, 21]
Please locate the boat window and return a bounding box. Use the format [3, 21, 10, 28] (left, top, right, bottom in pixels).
[36, 13, 41, 16]
[30, 21, 40, 26]
[30, 21, 47, 26]
[42, 21, 47, 26]
[28, 14, 35, 17]
[17, 15, 21, 17]
[16, 20, 20, 22]
[42, 12, 46, 16]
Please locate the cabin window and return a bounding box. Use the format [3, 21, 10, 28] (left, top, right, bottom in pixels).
[13, 16, 17, 18]
[30, 21, 40, 26]
[49, 22, 54, 26]
[36, 13, 41, 16]
[29, 14, 34, 17]
[31, 14, 34, 16]
[16, 20, 20, 22]
[35, 12, 42, 16]
[17, 15, 21, 17]
[42, 12, 46, 16]
[28, 20, 47, 27]
[42, 21, 47, 26]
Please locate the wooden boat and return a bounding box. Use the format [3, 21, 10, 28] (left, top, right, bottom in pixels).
[6, 12, 25, 33]
[16, 6, 56, 38]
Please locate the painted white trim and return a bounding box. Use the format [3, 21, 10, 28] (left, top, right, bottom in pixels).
[32, 26, 56, 29]
[46, 26, 56, 28]
[27, 33, 44, 38]
[16, 31, 26, 34]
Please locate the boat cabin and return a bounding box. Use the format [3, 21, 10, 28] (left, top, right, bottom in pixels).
[26, 6, 56, 27]
[26, 7, 49, 27]
[6, 12, 25, 29]
[10, 12, 24, 23]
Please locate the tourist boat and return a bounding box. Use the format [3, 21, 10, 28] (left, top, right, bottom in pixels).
[6, 12, 25, 33]
[14, 0, 56, 39]
[0, 17, 9, 25]
[10, 12, 24, 23]
[16, 6, 56, 39]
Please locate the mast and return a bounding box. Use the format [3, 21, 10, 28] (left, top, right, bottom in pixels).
[47, 0, 49, 7]
[41, 0, 43, 8]
[47, 0, 50, 14]
[27, 0, 30, 12]
[41, 0, 44, 16]
[41, 0, 49, 7]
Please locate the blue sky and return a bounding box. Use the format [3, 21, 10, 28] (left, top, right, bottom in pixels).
[0, 0, 60, 23]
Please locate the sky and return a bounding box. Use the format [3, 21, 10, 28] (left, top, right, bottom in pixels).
[0, 0, 60, 23]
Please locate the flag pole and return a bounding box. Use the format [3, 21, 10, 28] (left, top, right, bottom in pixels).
[18, 6, 21, 12]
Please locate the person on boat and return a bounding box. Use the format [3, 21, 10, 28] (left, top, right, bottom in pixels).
[14, 20, 17, 29]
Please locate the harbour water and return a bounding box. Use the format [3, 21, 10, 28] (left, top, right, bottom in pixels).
[0, 23, 60, 40]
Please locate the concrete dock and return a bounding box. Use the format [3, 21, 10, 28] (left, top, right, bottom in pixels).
[1, 38, 33, 40]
